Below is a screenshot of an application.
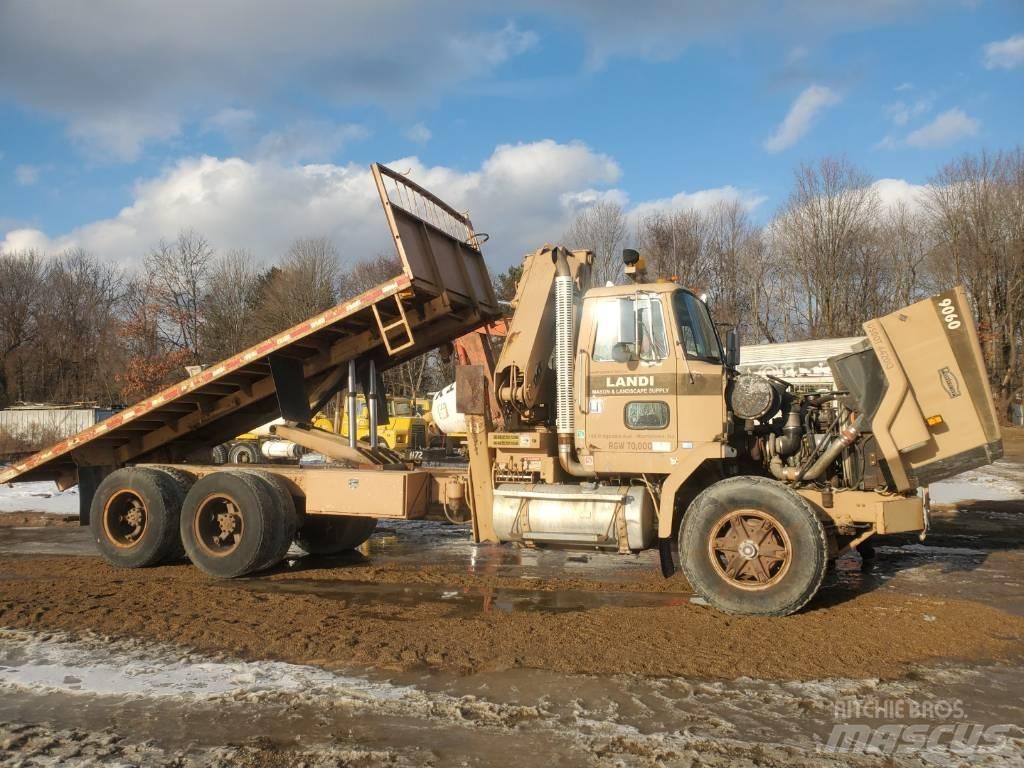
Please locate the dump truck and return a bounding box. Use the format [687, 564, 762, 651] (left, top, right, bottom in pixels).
[0, 163, 1001, 615]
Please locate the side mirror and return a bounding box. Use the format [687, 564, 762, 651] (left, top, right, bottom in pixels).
[725, 329, 740, 369]
[611, 341, 636, 363]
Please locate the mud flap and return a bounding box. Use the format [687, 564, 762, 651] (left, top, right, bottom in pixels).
[77, 465, 109, 526]
[658, 537, 676, 578]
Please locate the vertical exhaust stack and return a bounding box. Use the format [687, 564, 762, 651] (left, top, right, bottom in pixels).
[553, 250, 595, 478]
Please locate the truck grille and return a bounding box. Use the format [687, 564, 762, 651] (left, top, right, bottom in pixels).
[410, 423, 426, 449]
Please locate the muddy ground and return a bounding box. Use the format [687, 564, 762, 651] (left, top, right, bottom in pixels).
[1, 431, 1023, 765]
[1, 539, 1023, 682]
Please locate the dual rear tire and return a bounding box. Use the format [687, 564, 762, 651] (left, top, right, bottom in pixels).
[91, 467, 374, 577]
[179, 470, 297, 578]
[90, 466, 194, 569]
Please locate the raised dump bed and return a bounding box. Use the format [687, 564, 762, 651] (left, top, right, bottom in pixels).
[0, 163, 501, 502]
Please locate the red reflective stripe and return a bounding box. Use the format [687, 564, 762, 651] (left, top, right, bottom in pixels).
[0, 274, 414, 484]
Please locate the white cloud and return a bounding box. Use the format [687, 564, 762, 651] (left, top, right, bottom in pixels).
[0, 139, 764, 275]
[0, 2, 944, 160]
[629, 188, 767, 223]
[67, 111, 182, 163]
[406, 123, 432, 144]
[763, 85, 842, 153]
[894, 81, 913, 92]
[533, 0, 929, 68]
[0, 140, 620, 270]
[983, 33, 1024, 70]
[786, 46, 809, 65]
[904, 108, 979, 148]
[0, 6, 540, 160]
[871, 178, 928, 212]
[14, 164, 39, 185]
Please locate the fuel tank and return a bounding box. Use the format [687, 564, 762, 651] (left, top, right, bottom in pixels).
[492, 483, 655, 551]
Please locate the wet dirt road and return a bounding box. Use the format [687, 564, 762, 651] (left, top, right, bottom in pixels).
[1, 466, 1024, 765]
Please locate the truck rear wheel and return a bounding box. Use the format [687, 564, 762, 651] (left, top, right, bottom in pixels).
[146, 466, 195, 560]
[228, 442, 260, 464]
[90, 467, 188, 569]
[210, 444, 229, 465]
[679, 476, 829, 617]
[236, 470, 298, 571]
[180, 471, 290, 578]
[294, 516, 377, 555]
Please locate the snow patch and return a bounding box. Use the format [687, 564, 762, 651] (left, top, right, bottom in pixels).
[928, 461, 1024, 504]
[0, 629, 410, 703]
[0, 480, 78, 514]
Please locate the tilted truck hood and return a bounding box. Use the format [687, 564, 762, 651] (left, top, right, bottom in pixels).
[829, 286, 1002, 492]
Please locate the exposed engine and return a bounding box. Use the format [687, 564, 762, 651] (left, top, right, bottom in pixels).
[729, 355, 887, 493]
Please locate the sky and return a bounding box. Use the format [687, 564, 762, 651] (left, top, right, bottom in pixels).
[0, 1, 1022, 272]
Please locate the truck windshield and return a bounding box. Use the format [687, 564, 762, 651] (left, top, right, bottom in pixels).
[592, 295, 668, 362]
[672, 290, 722, 364]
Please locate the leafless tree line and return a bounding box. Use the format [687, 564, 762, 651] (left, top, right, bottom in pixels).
[564, 148, 1024, 416]
[0, 233, 447, 407]
[2, 147, 1021, 418]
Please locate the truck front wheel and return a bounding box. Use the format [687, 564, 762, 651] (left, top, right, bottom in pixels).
[679, 476, 829, 617]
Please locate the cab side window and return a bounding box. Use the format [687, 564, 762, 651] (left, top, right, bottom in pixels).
[672, 291, 721, 363]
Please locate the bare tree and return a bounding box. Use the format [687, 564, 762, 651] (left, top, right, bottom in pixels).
[639, 208, 714, 290]
[145, 229, 214, 361]
[344, 252, 401, 295]
[703, 201, 764, 338]
[564, 200, 628, 286]
[877, 202, 932, 307]
[0, 250, 46, 405]
[257, 237, 341, 336]
[773, 156, 882, 338]
[925, 148, 1024, 412]
[201, 249, 262, 361]
[36, 249, 123, 404]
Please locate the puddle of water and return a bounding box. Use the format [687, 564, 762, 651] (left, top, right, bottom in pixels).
[224, 576, 691, 615]
[0, 525, 93, 556]
[929, 460, 1024, 504]
[830, 543, 1024, 616]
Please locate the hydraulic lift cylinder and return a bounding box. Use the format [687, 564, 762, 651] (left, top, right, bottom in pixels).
[347, 359, 358, 448]
[368, 359, 380, 449]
